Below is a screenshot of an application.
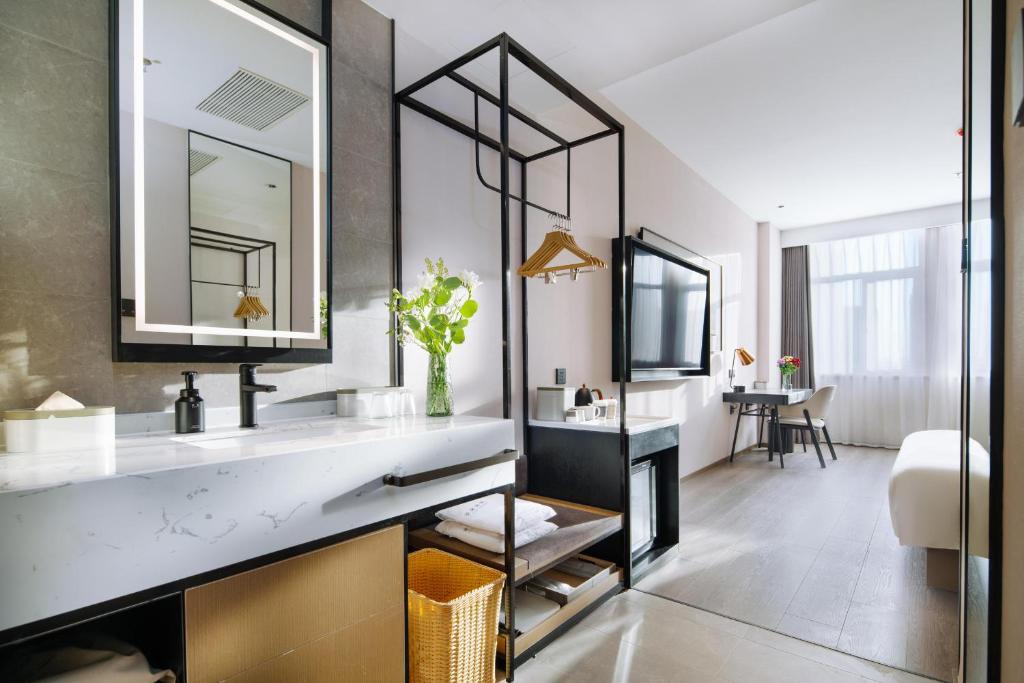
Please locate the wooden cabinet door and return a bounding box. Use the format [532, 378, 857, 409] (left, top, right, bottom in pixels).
[185, 525, 405, 683]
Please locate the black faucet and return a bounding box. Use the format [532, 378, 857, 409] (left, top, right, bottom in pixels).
[239, 364, 277, 428]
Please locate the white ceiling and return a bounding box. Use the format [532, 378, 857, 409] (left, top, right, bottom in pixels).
[603, 0, 968, 228]
[375, 0, 815, 114]
[190, 133, 292, 236]
[126, 0, 325, 167]
[373, 0, 974, 230]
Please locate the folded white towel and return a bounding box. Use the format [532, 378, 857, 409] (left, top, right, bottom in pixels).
[436, 494, 556, 535]
[36, 391, 85, 411]
[436, 520, 557, 553]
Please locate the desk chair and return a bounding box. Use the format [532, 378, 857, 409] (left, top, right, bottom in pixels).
[775, 385, 837, 468]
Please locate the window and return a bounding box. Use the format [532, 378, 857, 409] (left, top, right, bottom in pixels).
[807, 223, 964, 446]
[810, 229, 926, 376]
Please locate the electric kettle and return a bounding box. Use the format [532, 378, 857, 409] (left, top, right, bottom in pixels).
[574, 384, 604, 406]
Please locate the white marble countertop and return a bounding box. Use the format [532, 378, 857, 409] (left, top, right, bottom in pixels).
[0, 414, 516, 631]
[528, 415, 679, 435]
[0, 414, 503, 495]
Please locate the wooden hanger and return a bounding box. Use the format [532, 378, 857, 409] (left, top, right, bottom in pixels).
[233, 286, 270, 322]
[517, 216, 607, 281]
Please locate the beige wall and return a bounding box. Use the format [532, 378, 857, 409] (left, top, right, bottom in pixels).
[393, 30, 759, 473]
[525, 100, 760, 479]
[1003, 1, 1024, 678]
[0, 0, 394, 414]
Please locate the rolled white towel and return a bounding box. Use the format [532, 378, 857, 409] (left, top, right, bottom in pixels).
[436, 520, 557, 553]
[436, 494, 556, 535]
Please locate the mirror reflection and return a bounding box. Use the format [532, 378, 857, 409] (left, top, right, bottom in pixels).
[117, 0, 328, 349]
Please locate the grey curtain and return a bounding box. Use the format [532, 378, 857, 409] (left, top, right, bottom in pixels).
[781, 246, 815, 389]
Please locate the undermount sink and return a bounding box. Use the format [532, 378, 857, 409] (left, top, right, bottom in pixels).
[171, 421, 383, 450]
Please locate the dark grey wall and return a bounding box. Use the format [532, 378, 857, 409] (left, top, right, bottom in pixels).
[0, 0, 394, 412]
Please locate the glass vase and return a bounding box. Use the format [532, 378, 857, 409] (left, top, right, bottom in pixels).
[781, 373, 793, 391]
[426, 353, 454, 417]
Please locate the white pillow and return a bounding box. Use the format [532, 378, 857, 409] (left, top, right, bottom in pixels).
[436, 494, 556, 535]
[435, 520, 557, 553]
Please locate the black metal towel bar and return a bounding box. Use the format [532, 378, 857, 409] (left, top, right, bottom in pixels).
[382, 449, 519, 487]
[472, 94, 569, 221]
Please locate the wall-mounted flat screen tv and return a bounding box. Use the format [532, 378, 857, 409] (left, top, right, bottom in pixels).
[613, 237, 711, 381]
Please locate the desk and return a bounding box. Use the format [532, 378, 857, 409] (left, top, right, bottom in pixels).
[722, 389, 813, 467]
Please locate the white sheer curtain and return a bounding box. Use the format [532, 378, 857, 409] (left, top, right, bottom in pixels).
[809, 225, 962, 447]
[968, 220, 993, 450]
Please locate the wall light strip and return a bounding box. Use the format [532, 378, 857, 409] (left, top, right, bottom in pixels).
[132, 0, 146, 328]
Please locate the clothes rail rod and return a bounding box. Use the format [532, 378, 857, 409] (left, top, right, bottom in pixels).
[446, 72, 569, 147]
[526, 127, 619, 163]
[189, 245, 250, 255]
[400, 96, 528, 163]
[473, 94, 568, 220]
[189, 236, 268, 253]
[382, 449, 519, 487]
[190, 226, 275, 246]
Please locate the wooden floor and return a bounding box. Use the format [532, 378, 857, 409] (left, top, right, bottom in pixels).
[635, 444, 958, 682]
[514, 589, 933, 682]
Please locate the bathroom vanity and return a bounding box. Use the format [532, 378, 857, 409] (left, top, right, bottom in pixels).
[0, 415, 515, 680]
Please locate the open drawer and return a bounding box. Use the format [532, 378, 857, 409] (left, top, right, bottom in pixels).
[497, 567, 621, 657]
[525, 554, 616, 606]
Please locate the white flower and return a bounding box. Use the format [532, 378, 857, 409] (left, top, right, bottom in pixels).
[404, 287, 422, 301]
[417, 271, 435, 291]
[459, 270, 481, 291]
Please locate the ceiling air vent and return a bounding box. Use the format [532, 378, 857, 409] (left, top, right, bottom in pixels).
[196, 68, 310, 131]
[189, 148, 220, 176]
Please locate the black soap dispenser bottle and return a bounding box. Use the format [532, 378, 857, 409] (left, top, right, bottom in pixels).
[175, 371, 205, 434]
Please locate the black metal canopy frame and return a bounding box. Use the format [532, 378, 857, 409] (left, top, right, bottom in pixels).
[188, 227, 278, 341]
[394, 33, 628, 679]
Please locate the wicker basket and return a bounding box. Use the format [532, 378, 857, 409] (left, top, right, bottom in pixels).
[407, 548, 506, 683]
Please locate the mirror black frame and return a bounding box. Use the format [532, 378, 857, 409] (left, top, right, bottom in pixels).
[108, 0, 333, 363]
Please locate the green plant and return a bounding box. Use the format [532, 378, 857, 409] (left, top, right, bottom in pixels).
[387, 258, 480, 355]
[319, 293, 329, 339]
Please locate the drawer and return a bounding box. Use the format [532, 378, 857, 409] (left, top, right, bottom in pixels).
[526, 554, 616, 606]
[185, 524, 404, 683]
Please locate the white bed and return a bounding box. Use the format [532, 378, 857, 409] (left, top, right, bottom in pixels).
[888, 429, 989, 558]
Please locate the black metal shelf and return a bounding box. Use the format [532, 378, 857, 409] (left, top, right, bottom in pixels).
[408, 495, 622, 587]
[395, 32, 627, 682]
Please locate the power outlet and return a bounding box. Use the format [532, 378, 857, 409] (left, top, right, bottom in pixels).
[555, 368, 567, 385]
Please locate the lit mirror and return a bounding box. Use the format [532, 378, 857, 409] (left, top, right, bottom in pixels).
[113, 0, 329, 361]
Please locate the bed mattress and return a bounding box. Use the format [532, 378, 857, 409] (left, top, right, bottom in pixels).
[888, 430, 989, 557]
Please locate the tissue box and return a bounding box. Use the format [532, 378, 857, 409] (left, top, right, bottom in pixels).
[2, 407, 115, 454]
[535, 386, 576, 421]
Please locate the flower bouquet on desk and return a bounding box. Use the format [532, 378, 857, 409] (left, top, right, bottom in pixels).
[777, 355, 800, 391]
[387, 258, 480, 417]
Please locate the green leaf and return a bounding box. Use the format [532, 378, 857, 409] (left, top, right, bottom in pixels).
[433, 288, 451, 306]
[406, 317, 421, 331]
[430, 315, 448, 330]
[452, 328, 466, 344]
[460, 299, 478, 318]
[443, 277, 463, 290]
[451, 318, 468, 328]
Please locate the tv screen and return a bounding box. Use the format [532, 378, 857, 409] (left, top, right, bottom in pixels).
[613, 238, 711, 380]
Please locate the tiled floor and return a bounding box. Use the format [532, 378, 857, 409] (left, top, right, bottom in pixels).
[513, 589, 934, 682]
[632, 444, 958, 681]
